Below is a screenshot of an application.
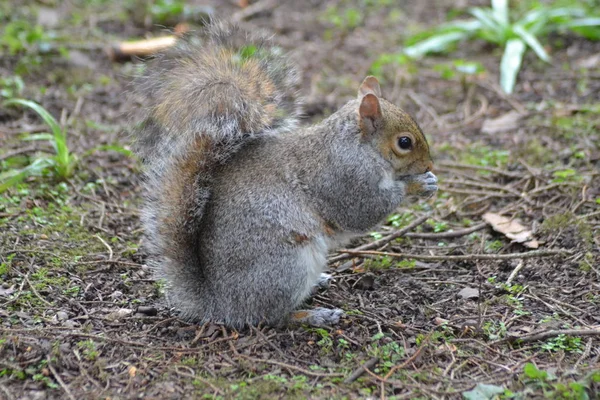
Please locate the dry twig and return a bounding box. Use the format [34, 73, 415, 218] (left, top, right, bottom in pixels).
[501, 328, 600, 344]
[329, 214, 429, 263]
[337, 248, 572, 262]
[344, 357, 379, 383]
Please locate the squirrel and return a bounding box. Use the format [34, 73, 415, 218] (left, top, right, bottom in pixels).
[131, 21, 438, 328]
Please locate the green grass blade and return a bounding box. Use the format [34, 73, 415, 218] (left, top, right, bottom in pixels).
[500, 39, 526, 94]
[440, 19, 482, 33]
[491, 0, 509, 27]
[469, 7, 502, 31]
[21, 133, 54, 142]
[0, 158, 55, 193]
[513, 25, 551, 63]
[469, 7, 507, 43]
[4, 98, 72, 178]
[564, 18, 600, 28]
[404, 31, 471, 58]
[82, 144, 134, 158]
[4, 99, 61, 138]
[546, 7, 586, 20]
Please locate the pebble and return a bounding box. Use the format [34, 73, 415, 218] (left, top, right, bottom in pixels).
[56, 311, 68, 321]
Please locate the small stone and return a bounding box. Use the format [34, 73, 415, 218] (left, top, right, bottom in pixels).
[64, 320, 79, 329]
[136, 306, 158, 316]
[458, 287, 480, 300]
[106, 308, 134, 321]
[56, 311, 68, 321]
[110, 290, 124, 299]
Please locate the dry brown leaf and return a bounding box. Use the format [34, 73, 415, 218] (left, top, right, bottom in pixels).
[481, 110, 524, 134]
[483, 212, 539, 249]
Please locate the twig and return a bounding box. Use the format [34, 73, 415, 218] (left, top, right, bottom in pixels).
[0, 384, 14, 400]
[344, 357, 379, 383]
[337, 248, 572, 262]
[440, 188, 515, 198]
[436, 161, 523, 178]
[232, 0, 278, 22]
[94, 234, 113, 261]
[505, 260, 524, 285]
[578, 210, 600, 220]
[46, 355, 76, 400]
[0, 146, 39, 161]
[501, 328, 600, 344]
[406, 90, 445, 129]
[173, 367, 224, 395]
[329, 214, 429, 263]
[383, 334, 430, 380]
[476, 81, 527, 114]
[404, 222, 487, 239]
[24, 274, 53, 307]
[575, 338, 593, 369]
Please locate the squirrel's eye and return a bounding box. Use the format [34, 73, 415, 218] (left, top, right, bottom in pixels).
[398, 136, 412, 150]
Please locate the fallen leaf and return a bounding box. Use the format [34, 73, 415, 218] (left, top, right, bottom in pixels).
[483, 212, 539, 249]
[463, 383, 505, 400]
[128, 366, 137, 378]
[106, 308, 134, 321]
[0, 286, 15, 297]
[458, 287, 480, 300]
[481, 110, 524, 134]
[575, 53, 600, 69]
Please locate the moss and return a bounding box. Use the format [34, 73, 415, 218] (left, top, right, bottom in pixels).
[540, 212, 593, 245]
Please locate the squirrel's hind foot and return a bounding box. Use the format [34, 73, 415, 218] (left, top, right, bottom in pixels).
[290, 307, 345, 327]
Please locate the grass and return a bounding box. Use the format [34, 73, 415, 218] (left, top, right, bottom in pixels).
[1, 99, 75, 192]
[401, 0, 600, 93]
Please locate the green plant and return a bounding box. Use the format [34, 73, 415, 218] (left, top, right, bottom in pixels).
[321, 5, 363, 31]
[426, 219, 449, 233]
[433, 59, 486, 80]
[77, 340, 99, 361]
[0, 75, 24, 98]
[541, 334, 584, 353]
[403, 0, 600, 93]
[148, 0, 186, 24]
[0, 20, 50, 55]
[1, 99, 75, 192]
[520, 363, 597, 398]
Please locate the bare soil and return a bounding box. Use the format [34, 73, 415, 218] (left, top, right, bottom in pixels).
[1, 1, 599, 399]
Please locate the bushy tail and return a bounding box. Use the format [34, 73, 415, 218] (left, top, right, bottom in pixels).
[130, 21, 301, 287]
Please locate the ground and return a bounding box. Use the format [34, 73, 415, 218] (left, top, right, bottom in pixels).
[1, 0, 599, 399]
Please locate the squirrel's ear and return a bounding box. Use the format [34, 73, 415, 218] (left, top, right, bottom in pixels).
[358, 93, 382, 136]
[358, 76, 382, 98]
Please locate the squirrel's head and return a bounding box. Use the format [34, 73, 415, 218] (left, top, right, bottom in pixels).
[356, 76, 433, 178]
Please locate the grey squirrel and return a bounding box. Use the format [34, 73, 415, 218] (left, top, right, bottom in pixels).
[131, 21, 438, 328]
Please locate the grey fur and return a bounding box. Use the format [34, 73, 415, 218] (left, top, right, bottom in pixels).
[131, 21, 437, 328]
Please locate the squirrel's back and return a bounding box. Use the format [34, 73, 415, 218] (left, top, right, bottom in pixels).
[130, 22, 302, 308]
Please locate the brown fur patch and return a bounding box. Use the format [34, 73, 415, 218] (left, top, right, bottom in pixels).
[375, 99, 433, 175]
[292, 232, 310, 244]
[323, 221, 337, 237]
[290, 310, 310, 320]
[158, 135, 214, 263]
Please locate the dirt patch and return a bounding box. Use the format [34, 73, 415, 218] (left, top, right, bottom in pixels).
[1, 1, 599, 399]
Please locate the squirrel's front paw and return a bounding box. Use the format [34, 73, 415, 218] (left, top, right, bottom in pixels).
[404, 171, 438, 198]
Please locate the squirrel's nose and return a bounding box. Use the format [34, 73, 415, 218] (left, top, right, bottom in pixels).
[425, 161, 434, 173]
